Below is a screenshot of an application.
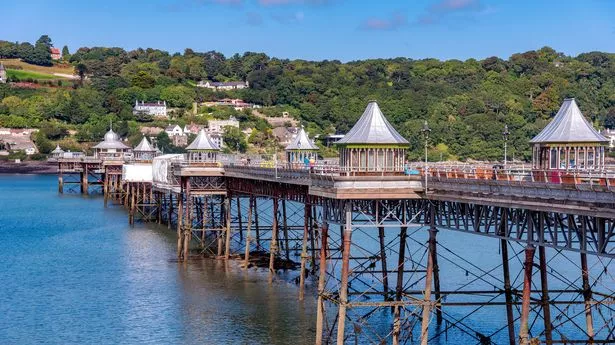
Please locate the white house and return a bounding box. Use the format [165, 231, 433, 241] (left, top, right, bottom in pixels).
[133, 100, 167, 118]
[197, 81, 249, 90]
[0, 63, 7, 84]
[207, 116, 240, 133]
[165, 125, 184, 137]
[601, 128, 615, 150]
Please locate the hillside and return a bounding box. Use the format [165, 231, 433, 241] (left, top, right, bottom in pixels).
[1, 36, 615, 161]
[0, 58, 75, 81]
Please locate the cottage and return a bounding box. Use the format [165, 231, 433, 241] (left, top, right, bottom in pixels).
[50, 47, 62, 60]
[207, 116, 239, 134]
[531, 98, 609, 171]
[133, 100, 167, 118]
[165, 125, 184, 137]
[272, 127, 298, 147]
[197, 80, 249, 90]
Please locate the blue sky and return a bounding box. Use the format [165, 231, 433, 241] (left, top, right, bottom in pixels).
[2, 0, 614, 61]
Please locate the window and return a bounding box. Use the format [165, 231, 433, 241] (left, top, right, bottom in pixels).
[588, 150, 594, 169]
[550, 148, 557, 169]
[578, 149, 585, 169]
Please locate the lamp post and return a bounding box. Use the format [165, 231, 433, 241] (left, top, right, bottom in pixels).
[421, 121, 431, 192]
[503, 124, 510, 168]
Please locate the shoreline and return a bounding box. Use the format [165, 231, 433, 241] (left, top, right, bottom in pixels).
[0, 161, 57, 174]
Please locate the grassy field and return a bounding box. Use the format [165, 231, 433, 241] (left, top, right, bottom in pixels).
[7, 69, 63, 80]
[0, 58, 74, 76]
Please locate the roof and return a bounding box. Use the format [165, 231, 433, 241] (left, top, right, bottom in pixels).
[165, 125, 181, 131]
[51, 144, 64, 154]
[92, 128, 131, 150]
[50, 48, 61, 54]
[530, 98, 609, 144]
[134, 136, 156, 152]
[186, 129, 220, 151]
[286, 126, 318, 150]
[336, 101, 409, 145]
[207, 81, 246, 87]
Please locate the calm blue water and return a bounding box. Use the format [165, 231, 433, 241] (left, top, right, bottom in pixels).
[0, 175, 316, 345]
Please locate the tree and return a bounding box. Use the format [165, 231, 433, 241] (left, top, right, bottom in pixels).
[34, 131, 53, 154]
[223, 126, 247, 152]
[75, 63, 89, 85]
[36, 35, 53, 49]
[61, 45, 70, 60]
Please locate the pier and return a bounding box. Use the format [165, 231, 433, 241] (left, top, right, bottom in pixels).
[56, 100, 615, 344]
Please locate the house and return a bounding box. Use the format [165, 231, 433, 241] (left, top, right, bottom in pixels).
[272, 127, 298, 147]
[203, 98, 259, 111]
[165, 125, 184, 137]
[0, 128, 39, 155]
[171, 134, 188, 147]
[0, 63, 7, 83]
[207, 116, 239, 134]
[133, 100, 167, 118]
[209, 132, 224, 149]
[600, 128, 615, 151]
[140, 126, 164, 137]
[183, 123, 203, 135]
[323, 134, 345, 147]
[50, 47, 61, 60]
[197, 80, 249, 90]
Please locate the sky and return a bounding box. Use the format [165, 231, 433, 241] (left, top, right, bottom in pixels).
[2, 0, 614, 62]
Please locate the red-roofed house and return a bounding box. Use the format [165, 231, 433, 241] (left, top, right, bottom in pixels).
[50, 47, 61, 60]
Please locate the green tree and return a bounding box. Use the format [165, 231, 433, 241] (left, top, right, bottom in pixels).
[223, 126, 247, 152]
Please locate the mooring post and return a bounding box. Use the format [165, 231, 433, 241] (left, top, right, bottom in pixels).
[392, 224, 407, 345]
[581, 252, 595, 341]
[243, 196, 254, 267]
[168, 193, 173, 229]
[254, 197, 261, 250]
[183, 182, 192, 260]
[538, 245, 553, 344]
[103, 173, 109, 207]
[237, 196, 243, 242]
[420, 216, 437, 345]
[299, 201, 310, 300]
[58, 172, 63, 194]
[124, 183, 130, 208]
[269, 198, 279, 280]
[518, 244, 536, 345]
[336, 201, 352, 345]
[224, 197, 232, 260]
[501, 239, 516, 345]
[217, 196, 225, 257]
[177, 188, 184, 260]
[282, 199, 290, 261]
[129, 184, 136, 225]
[315, 219, 329, 345]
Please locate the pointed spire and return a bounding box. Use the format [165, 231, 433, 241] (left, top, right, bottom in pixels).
[530, 98, 608, 143]
[336, 101, 409, 145]
[286, 125, 318, 150]
[134, 135, 156, 152]
[186, 128, 220, 151]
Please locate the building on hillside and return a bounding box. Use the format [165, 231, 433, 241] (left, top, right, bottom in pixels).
[207, 116, 239, 133]
[323, 134, 345, 147]
[92, 127, 131, 160]
[0, 128, 39, 155]
[165, 125, 183, 137]
[209, 132, 223, 149]
[183, 123, 203, 135]
[599, 128, 615, 151]
[336, 101, 409, 173]
[197, 80, 249, 90]
[133, 100, 167, 118]
[171, 135, 188, 147]
[272, 127, 298, 147]
[0, 63, 7, 83]
[140, 126, 164, 137]
[50, 47, 62, 60]
[531, 98, 609, 171]
[285, 126, 318, 164]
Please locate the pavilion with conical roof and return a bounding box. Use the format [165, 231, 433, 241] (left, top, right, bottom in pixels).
[50, 144, 64, 160]
[186, 128, 220, 164]
[285, 126, 318, 164]
[531, 98, 608, 171]
[92, 127, 131, 160]
[133, 136, 157, 161]
[336, 101, 409, 174]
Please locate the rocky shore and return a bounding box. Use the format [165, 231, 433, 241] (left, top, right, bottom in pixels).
[0, 161, 57, 174]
